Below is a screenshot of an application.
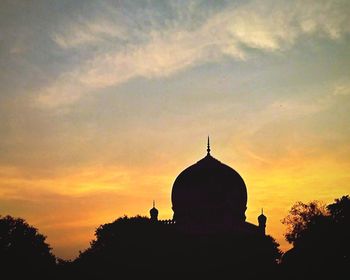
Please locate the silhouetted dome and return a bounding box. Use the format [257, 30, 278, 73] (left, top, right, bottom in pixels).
[150, 207, 158, 216]
[171, 141, 247, 227]
[150, 201, 159, 221]
[258, 213, 267, 223]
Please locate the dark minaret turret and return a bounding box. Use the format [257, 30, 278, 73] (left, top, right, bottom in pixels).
[258, 208, 267, 235]
[150, 200, 159, 222]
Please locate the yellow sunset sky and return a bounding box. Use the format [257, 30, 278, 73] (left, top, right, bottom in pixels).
[0, 0, 350, 259]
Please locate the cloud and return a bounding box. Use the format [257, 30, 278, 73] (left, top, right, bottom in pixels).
[333, 80, 350, 96]
[52, 18, 126, 49]
[37, 0, 350, 107]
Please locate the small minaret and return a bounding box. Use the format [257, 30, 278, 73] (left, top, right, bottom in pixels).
[258, 208, 267, 235]
[150, 200, 159, 222]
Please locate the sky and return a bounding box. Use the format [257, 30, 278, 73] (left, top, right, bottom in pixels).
[0, 0, 350, 259]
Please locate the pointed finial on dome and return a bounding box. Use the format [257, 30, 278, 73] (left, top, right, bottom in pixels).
[153, 200, 155, 208]
[262, 208, 263, 215]
[207, 136, 211, 155]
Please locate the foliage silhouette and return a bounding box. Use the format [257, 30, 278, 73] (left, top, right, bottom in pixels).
[0, 215, 56, 280]
[282, 200, 328, 245]
[3, 196, 348, 280]
[281, 195, 350, 279]
[65, 215, 281, 279]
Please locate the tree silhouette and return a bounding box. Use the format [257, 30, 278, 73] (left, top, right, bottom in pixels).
[281, 195, 350, 279]
[328, 195, 350, 223]
[0, 215, 56, 279]
[69, 215, 281, 280]
[327, 195, 350, 273]
[282, 200, 328, 245]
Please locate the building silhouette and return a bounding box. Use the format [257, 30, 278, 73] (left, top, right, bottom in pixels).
[64, 138, 280, 280]
[150, 137, 266, 235]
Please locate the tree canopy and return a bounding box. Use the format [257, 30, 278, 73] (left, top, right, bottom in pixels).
[71, 215, 281, 279]
[0, 215, 56, 279]
[2, 195, 349, 280]
[282, 200, 328, 245]
[281, 195, 350, 279]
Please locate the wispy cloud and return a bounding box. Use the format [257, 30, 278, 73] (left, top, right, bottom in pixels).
[52, 18, 126, 49]
[37, 0, 350, 107]
[333, 80, 350, 96]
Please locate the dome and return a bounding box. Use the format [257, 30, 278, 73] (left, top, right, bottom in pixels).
[171, 139, 247, 227]
[258, 209, 267, 223]
[150, 201, 158, 221]
[150, 207, 158, 215]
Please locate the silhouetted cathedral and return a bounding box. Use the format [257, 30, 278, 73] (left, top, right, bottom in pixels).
[150, 137, 267, 235]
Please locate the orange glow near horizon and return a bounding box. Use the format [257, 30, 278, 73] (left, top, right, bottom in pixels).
[1, 142, 349, 259]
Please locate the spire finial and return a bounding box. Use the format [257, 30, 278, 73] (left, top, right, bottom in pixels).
[261, 208, 264, 215]
[207, 136, 211, 155]
[153, 200, 155, 208]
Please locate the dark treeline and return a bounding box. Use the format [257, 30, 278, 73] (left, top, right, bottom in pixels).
[281, 195, 350, 279]
[1, 195, 349, 280]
